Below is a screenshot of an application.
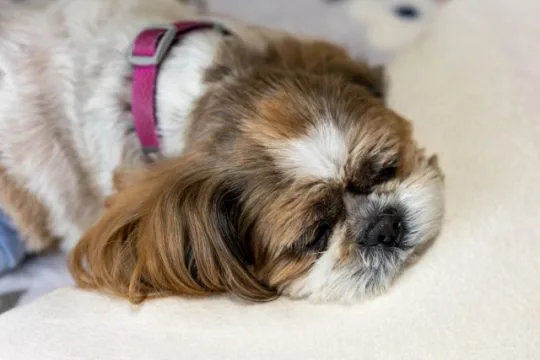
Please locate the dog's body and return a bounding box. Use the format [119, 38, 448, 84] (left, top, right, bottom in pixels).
[0, 0, 444, 302]
[0, 0, 222, 250]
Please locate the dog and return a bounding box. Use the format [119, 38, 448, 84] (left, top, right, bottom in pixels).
[0, 0, 444, 303]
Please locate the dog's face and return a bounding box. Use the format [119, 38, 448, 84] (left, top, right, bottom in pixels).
[70, 38, 444, 303]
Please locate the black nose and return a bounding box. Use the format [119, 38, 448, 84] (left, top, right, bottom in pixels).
[363, 209, 403, 247]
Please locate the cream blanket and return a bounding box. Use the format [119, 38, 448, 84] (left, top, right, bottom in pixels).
[0, 0, 538, 358]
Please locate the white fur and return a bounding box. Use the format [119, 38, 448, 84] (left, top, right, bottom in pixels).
[157, 31, 222, 156]
[276, 122, 348, 180]
[0, 0, 222, 249]
[397, 163, 445, 244]
[284, 161, 444, 302]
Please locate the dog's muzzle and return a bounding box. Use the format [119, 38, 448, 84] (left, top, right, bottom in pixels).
[359, 207, 404, 248]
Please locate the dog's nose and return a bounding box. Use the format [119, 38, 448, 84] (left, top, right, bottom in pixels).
[362, 209, 403, 247]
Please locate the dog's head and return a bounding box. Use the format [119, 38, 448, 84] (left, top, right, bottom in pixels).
[69, 37, 444, 303]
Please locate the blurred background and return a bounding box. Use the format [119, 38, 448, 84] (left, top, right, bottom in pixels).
[207, 0, 449, 63]
[2, 0, 449, 63]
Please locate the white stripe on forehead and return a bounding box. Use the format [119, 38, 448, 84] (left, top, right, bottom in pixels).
[275, 122, 348, 179]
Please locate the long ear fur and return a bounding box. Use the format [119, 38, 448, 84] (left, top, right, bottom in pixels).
[208, 37, 386, 99]
[266, 39, 387, 99]
[69, 153, 276, 303]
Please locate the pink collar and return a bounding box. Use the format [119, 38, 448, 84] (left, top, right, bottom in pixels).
[128, 22, 228, 154]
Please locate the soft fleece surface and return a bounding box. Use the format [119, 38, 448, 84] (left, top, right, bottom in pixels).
[1, 0, 539, 358]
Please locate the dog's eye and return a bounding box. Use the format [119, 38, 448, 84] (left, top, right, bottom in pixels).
[374, 165, 398, 184]
[305, 222, 332, 253]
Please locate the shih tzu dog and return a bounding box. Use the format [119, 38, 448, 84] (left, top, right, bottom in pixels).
[0, 0, 444, 303]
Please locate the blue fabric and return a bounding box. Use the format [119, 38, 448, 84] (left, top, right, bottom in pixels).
[0, 208, 26, 275]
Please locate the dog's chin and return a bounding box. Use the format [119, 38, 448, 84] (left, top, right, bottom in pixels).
[355, 244, 414, 293]
[281, 217, 444, 303]
[282, 240, 414, 303]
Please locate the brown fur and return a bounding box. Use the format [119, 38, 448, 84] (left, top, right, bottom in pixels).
[0, 166, 58, 252]
[69, 35, 431, 303]
[70, 154, 277, 302]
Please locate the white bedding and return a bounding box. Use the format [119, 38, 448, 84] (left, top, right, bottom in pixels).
[0, 0, 539, 359]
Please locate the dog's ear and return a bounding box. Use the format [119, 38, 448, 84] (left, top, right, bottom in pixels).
[347, 64, 386, 99]
[266, 38, 387, 99]
[69, 153, 276, 303]
[206, 36, 386, 99]
[309, 43, 386, 99]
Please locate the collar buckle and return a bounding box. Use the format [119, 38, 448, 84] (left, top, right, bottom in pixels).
[128, 24, 178, 66]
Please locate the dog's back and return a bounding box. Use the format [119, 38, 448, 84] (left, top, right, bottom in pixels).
[0, 0, 199, 251]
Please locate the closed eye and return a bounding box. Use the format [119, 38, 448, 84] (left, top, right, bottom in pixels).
[346, 161, 398, 194]
[293, 221, 332, 255]
[306, 221, 332, 253]
[373, 165, 398, 184]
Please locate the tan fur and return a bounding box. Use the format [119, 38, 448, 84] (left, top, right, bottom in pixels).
[70, 155, 277, 302]
[0, 166, 58, 252]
